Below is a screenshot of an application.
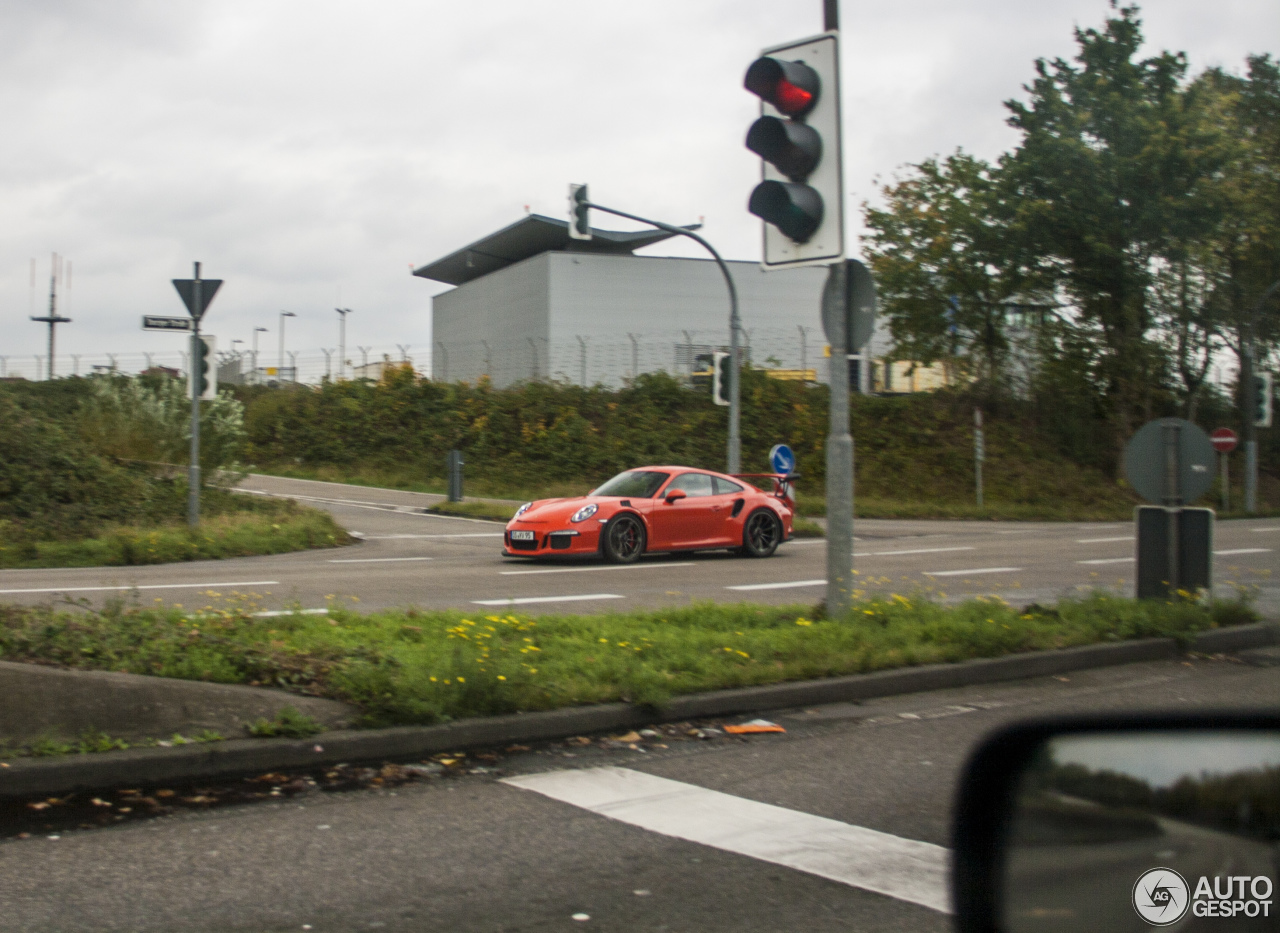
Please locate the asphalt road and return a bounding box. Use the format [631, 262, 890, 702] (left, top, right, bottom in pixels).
[0, 474, 1276, 616]
[4, 647, 1279, 932]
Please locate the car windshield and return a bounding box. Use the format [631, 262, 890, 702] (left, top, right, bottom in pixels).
[593, 470, 670, 498]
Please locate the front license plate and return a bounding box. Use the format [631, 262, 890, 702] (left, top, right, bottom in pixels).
[510, 530, 535, 541]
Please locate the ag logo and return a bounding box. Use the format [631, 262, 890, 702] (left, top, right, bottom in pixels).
[1133, 868, 1190, 925]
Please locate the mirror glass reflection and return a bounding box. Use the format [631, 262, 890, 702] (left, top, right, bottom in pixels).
[1003, 730, 1280, 932]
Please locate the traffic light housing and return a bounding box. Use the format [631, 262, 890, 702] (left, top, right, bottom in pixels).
[712, 351, 731, 406]
[568, 183, 591, 240]
[192, 334, 216, 400]
[745, 33, 843, 268]
[1255, 372, 1274, 428]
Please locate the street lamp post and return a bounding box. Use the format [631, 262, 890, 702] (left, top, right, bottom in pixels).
[279, 311, 296, 373]
[252, 327, 268, 382]
[336, 308, 351, 380]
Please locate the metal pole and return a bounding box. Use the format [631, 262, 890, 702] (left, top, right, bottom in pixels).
[1162, 421, 1181, 592]
[188, 262, 203, 528]
[336, 308, 350, 380]
[577, 335, 588, 386]
[824, 262, 854, 618]
[824, 0, 839, 31]
[1221, 450, 1230, 513]
[582, 200, 741, 472]
[974, 407, 984, 508]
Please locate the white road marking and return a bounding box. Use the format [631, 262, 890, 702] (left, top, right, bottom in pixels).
[865, 546, 974, 557]
[1077, 557, 1135, 565]
[1250, 527, 1280, 533]
[253, 608, 329, 617]
[1215, 548, 1273, 556]
[501, 562, 694, 576]
[471, 593, 626, 606]
[327, 556, 435, 563]
[787, 539, 827, 545]
[363, 532, 503, 539]
[995, 529, 1037, 535]
[503, 767, 950, 914]
[0, 580, 280, 595]
[923, 567, 1021, 577]
[726, 579, 827, 591]
[239, 488, 505, 524]
[1076, 536, 1134, 544]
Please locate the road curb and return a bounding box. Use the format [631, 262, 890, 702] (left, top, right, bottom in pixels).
[4, 622, 1276, 800]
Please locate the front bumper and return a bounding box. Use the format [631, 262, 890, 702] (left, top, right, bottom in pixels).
[503, 527, 600, 556]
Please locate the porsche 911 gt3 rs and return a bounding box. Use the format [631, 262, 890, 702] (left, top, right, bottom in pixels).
[503, 466, 797, 562]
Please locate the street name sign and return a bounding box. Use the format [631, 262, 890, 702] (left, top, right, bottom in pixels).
[142, 315, 192, 332]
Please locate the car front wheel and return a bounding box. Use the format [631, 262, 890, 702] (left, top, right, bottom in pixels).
[739, 509, 782, 558]
[602, 514, 646, 563]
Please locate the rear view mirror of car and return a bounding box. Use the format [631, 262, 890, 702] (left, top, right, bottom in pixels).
[952, 713, 1280, 932]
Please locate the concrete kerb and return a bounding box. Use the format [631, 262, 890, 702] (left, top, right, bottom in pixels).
[4, 621, 1277, 800]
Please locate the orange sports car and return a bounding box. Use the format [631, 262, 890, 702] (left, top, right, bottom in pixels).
[503, 466, 797, 562]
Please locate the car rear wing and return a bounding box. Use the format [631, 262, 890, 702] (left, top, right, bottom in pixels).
[733, 472, 800, 504]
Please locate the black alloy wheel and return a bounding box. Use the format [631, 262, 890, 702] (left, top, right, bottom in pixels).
[740, 509, 781, 557]
[602, 514, 646, 564]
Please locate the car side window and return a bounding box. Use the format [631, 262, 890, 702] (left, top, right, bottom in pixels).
[668, 473, 714, 497]
[712, 477, 745, 495]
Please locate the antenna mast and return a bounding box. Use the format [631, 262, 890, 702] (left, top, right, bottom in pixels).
[30, 253, 72, 379]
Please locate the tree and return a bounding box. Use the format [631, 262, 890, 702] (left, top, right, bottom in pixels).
[863, 152, 1033, 393]
[1002, 5, 1225, 458]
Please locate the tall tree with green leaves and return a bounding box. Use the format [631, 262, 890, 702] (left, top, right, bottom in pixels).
[863, 151, 1031, 393]
[1002, 5, 1225, 458]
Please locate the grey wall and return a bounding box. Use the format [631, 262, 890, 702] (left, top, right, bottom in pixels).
[431, 251, 889, 389]
[431, 253, 550, 385]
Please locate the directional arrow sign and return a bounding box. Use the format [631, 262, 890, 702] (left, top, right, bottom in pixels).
[142, 315, 193, 332]
[172, 279, 222, 320]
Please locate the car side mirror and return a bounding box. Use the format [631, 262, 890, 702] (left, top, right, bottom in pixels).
[664, 489, 687, 503]
[951, 713, 1280, 932]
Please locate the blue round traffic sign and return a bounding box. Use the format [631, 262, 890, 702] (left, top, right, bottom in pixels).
[769, 444, 796, 475]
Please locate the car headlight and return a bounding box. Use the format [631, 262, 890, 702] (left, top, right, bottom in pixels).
[514, 502, 533, 519]
[571, 503, 598, 523]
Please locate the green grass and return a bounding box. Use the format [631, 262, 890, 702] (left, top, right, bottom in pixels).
[0, 498, 352, 569]
[0, 592, 1253, 733]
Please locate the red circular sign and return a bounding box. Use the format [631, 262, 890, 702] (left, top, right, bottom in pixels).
[1211, 427, 1239, 453]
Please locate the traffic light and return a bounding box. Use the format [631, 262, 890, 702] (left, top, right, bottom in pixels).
[192, 334, 216, 400]
[1256, 372, 1274, 428]
[745, 32, 842, 268]
[712, 351, 731, 406]
[568, 183, 591, 240]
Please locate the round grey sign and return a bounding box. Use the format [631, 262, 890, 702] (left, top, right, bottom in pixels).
[1123, 418, 1215, 505]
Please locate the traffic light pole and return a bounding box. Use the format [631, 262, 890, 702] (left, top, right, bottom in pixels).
[1243, 278, 1279, 514]
[577, 200, 743, 473]
[188, 264, 204, 529]
[824, 262, 854, 619]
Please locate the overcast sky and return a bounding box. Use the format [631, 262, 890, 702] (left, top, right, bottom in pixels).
[2, 0, 1276, 368]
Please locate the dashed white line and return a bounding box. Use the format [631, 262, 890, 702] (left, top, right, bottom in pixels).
[0, 580, 280, 595]
[471, 593, 626, 606]
[1215, 548, 1273, 556]
[501, 562, 694, 576]
[253, 608, 329, 617]
[865, 546, 974, 557]
[1076, 536, 1134, 544]
[1250, 527, 1280, 533]
[327, 556, 435, 563]
[503, 767, 950, 914]
[357, 533, 502, 539]
[923, 567, 1021, 578]
[1077, 557, 1135, 565]
[726, 579, 827, 591]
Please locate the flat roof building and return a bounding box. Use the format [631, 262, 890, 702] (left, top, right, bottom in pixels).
[414, 214, 885, 389]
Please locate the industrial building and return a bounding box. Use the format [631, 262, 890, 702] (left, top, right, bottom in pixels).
[414, 214, 890, 390]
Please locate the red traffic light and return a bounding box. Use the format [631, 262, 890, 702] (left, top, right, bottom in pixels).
[744, 57, 820, 118]
[746, 116, 822, 181]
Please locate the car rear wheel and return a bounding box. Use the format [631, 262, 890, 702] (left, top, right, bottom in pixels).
[602, 514, 646, 563]
[740, 509, 781, 558]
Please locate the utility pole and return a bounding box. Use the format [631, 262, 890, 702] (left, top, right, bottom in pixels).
[1243, 279, 1280, 513]
[252, 327, 267, 382]
[628, 333, 639, 380]
[336, 308, 351, 380]
[30, 253, 71, 379]
[278, 311, 296, 371]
